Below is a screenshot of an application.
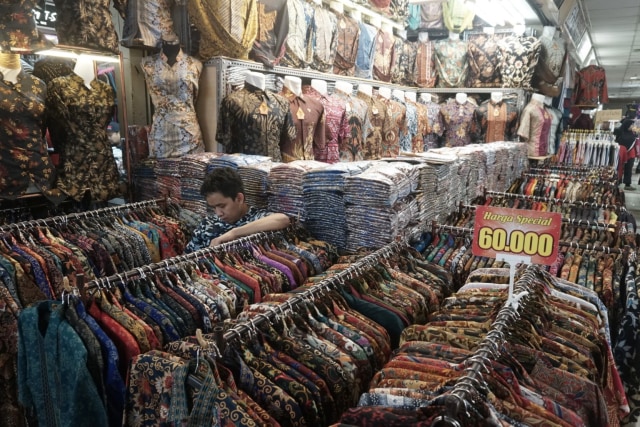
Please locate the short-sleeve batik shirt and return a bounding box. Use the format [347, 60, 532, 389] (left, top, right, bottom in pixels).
[439, 98, 476, 147]
[517, 99, 551, 157]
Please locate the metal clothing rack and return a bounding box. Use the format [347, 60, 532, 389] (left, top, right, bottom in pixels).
[484, 190, 626, 211]
[0, 198, 165, 233]
[529, 166, 616, 176]
[521, 172, 619, 185]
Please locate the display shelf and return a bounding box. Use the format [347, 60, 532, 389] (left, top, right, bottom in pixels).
[417, 87, 529, 110]
[321, 0, 404, 30]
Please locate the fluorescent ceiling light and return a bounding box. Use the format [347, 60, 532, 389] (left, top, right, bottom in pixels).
[577, 35, 593, 64]
[36, 49, 120, 63]
[470, 0, 536, 27]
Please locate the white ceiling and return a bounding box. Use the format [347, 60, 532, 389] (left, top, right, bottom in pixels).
[582, 0, 640, 100]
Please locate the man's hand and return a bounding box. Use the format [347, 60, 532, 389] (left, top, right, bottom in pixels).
[209, 230, 236, 247]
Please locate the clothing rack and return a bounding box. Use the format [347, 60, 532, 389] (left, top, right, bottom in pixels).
[522, 172, 619, 185]
[529, 166, 616, 176]
[484, 190, 626, 211]
[0, 199, 165, 233]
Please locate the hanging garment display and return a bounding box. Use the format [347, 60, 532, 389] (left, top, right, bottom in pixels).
[281, 0, 315, 68]
[420, 0, 446, 29]
[279, 89, 326, 162]
[497, 35, 542, 89]
[301, 85, 337, 162]
[330, 90, 371, 163]
[555, 131, 618, 167]
[439, 98, 476, 147]
[373, 29, 395, 83]
[392, 94, 417, 153]
[311, 5, 338, 72]
[378, 96, 407, 157]
[417, 96, 444, 149]
[547, 105, 564, 155]
[410, 100, 430, 152]
[534, 27, 567, 97]
[357, 91, 393, 160]
[518, 97, 552, 157]
[574, 65, 609, 108]
[473, 99, 519, 143]
[391, 37, 417, 86]
[466, 33, 504, 87]
[355, 21, 378, 79]
[333, 13, 361, 76]
[141, 51, 205, 159]
[250, 0, 289, 66]
[434, 37, 469, 88]
[0, 0, 51, 52]
[120, 0, 177, 49]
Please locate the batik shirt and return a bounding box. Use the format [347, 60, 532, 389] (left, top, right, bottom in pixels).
[473, 100, 519, 143]
[410, 101, 431, 152]
[312, 5, 338, 72]
[546, 106, 563, 155]
[420, 0, 446, 29]
[0, 72, 56, 199]
[301, 85, 334, 162]
[52, 0, 126, 54]
[250, 0, 289, 66]
[355, 22, 378, 79]
[217, 84, 297, 162]
[373, 29, 395, 82]
[187, 0, 258, 60]
[497, 36, 541, 89]
[333, 13, 361, 76]
[390, 0, 409, 23]
[534, 30, 566, 97]
[466, 34, 503, 87]
[439, 98, 476, 147]
[391, 37, 410, 85]
[573, 65, 609, 107]
[185, 206, 273, 252]
[517, 99, 551, 157]
[331, 91, 370, 162]
[141, 51, 204, 158]
[279, 89, 326, 162]
[415, 40, 437, 88]
[281, 0, 314, 68]
[393, 95, 417, 153]
[434, 38, 468, 88]
[46, 74, 120, 201]
[418, 99, 444, 149]
[378, 96, 407, 157]
[357, 91, 393, 160]
[0, 0, 50, 53]
[121, 0, 177, 49]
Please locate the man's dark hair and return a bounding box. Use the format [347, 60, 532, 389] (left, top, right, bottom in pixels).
[200, 167, 245, 199]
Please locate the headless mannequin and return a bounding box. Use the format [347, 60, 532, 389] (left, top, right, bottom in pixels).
[513, 24, 526, 36]
[74, 56, 95, 89]
[449, 32, 460, 41]
[420, 93, 432, 103]
[334, 80, 353, 95]
[358, 83, 373, 97]
[0, 53, 21, 84]
[490, 92, 503, 104]
[381, 23, 394, 36]
[162, 39, 181, 66]
[310, 79, 327, 95]
[455, 92, 468, 104]
[405, 91, 417, 102]
[396, 29, 407, 40]
[544, 96, 552, 107]
[283, 76, 302, 96]
[349, 9, 361, 21]
[392, 89, 405, 101]
[245, 71, 266, 90]
[531, 93, 545, 104]
[418, 32, 429, 43]
[369, 16, 382, 29]
[378, 87, 391, 99]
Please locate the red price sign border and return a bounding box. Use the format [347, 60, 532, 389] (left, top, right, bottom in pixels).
[472, 206, 562, 266]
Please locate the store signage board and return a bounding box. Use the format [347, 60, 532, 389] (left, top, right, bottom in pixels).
[472, 206, 562, 300]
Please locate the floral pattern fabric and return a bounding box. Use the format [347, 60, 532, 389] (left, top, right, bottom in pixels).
[415, 40, 437, 88]
[0, 72, 56, 199]
[573, 65, 609, 107]
[357, 91, 393, 160]
[46, 74, 121, 201]
[250, 0, 289, 67]
[331, 91, 370, 162]
[434, 38, 468, 88]
[497, 36, 542, 89]
[121, 0, 178, 49]
[466, 33, 504, 87]
[418, 98, 443, 149]
[0, 0, 49, 53]
[393, 95, 417, 153]
[333, 13, 361, 76]
[217, 84, 297, 162]
[311, 5, 338, 72]
[378, 96, 406, 157]
[279, 89, 326, 162]
[281, 0, 314, 68]
[141, 51, 204, 159]
[534, 30, 566, 97]
[439, 98, 476, 147]
[391, 38, 417, 86]
[301, 85, 336, 162]
[373, 29, 395, 82]
[410, 101, 430, 152]
[517, 99, 551, 157]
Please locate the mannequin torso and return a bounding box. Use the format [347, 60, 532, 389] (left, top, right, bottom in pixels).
[455, 92, 467, 104]
[283, 76, 302, 96]
[245, 71, 266, 90]
[378, 87, 391, 99]
[74, 56, 95, 89]
[0, 53, 21, 84]
[310, 79, 328, 95]
[358, 84, 373, 97]
[334, 80, 353, 95]
[162, 40, 181, 66]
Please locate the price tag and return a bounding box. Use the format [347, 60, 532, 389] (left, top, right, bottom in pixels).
[472, 206, 561, 299]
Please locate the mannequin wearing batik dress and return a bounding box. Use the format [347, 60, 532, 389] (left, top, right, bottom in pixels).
[141, 39, 205, 158]
[439, 92, 475, 147]
[518, 93, 552, 157]
[473, 92, 519, 143]
[46, 56, 121, 201]
[0, 53, 59, 200]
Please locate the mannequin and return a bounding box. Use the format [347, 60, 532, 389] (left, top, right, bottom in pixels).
[420, 93, 432, 103]
[378, 87, 391, 99]
[74, 56, 95, 89]
[245, 71, 266, 90]
[541, 26, 556, 40]
[513, 24, 526, 36]
[349, 9, 362, 21]
[518, 92, 552, 157]
[161, 37, 181, 66]
[334, 80, 353, 95]
[531, 93, 545, 104]
[329, 1, 343, 13]
[283, 76, 302, 96]
[392, 89, 405, 101]
[418, 32, 429, 42]
[381, 23, 394, 35]
[0, 53, 21, 84]
[310, 79, 328, 95]
[434, 31, 469, 88]
[455, 92, 467, 104]
[449, 31, 460, 41]
[490, 92, 503, 104]
[358, 83, 373, 97]
[369, 15, 382, 29]
[405, 91, 417, 102]
[474, 91, 519, 143]
[441, 93, 475, 147]
[544, 96, 552, 106]
[396, 29, 407, 40]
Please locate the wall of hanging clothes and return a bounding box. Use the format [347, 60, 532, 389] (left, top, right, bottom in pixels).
[554, 130, 619, 167]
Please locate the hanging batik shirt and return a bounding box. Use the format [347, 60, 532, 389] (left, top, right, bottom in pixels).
[330, 90, 370, 162]
[378, 96, 407, 157]
[355, 22, 378, 79]
[357, 91, 393, 160]
[46, 75, 121, 201]
[121, 0, 178, 49]
[373, 29, 395, 82]
[390, 0, 409, 23]
[546, 106, 563, 155]
[434, 38, 468, 88]
[0, 72, 56, 199]
[439, 98, 476, 147]
[0, 0, 51, 53]
[279, 89, 326, 162]
[534, 31, 566, 97]
[418, 98, 443, 150]
[52, 0, 126, 54]
[466, 34, 503, 88]
[217, 84, 297, 162]
[187, 0, 258, 61]
[311, 5, 338, 72]
[333, 13, 361, 76]
[393, 95, 417, 153]
[250, 0, 289, 66]
[473, 100, 519, 143]
[141, 51, 205, 159]
[415, 39, 437, 88]
[573, 65, 608, 107]
[391, 37, 409, 85]
[301, 85, 335, 162]
[420, 0, 446, 28]
[497, 36, 541, 89]
[517, 99, 551, 157]
[410, 101, 431, 152]
[281, 0, 314, 68]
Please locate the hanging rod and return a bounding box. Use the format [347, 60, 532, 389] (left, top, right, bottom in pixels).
[0, 198, 165, 233]
[521, 173, 618, 185]
[484, 191, 626, 211]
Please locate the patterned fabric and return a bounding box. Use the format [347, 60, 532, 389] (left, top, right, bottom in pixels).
[410, 101, 430, 152]
[279, 89, 326, 162]
[357, 91, 393, 159]
[497, 36, 542, 89]
[187, 0, 258, 60]
[534, 30, 566, 97]
[32, 58, 74, 84]
[333, 13, 361, 76]
[121, 0, 177, 49]
[52, 0, 125, 54]
[546, 106, 562, 155]
[473, 100, 519, 143]
[141, 51, 204, 159]
[373, 29, 395, 82]
[0, 284, 22, 427]
[217, 84, 297, 162]
[282, 0, 314, 68]
[311, 5, 338, 72]
[331, 91, 370, 162]
[389, 0, 409, 23]
[355, 22, 378, 79]
[301, 85, 335, 162]
[250, 0, 289, 66]
[466, 34, 503, 87]
[394, 96, 417, 153]
[420, 0, 446, 29]
[418, 98, 444, 150]
[517, 99, 551, 157]
[415, 39, 437, 88]
[378, 96, 406, 157]
[443, 0, 474, 33]
[0, 72, 56, 199]
[185, 206, 273, 253]
[434, 38, 469, 88]
[573, 65, 608, 107]
[46, 74, 121, 201]
[0, 0, 49, 53]
[439, 98, 476, 147]
[391, 38, 417, 86]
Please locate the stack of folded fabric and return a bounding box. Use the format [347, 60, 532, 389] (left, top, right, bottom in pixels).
[155, 158, 182, 200]
[302, 162, 370, 250]
[180, 152, 221, 216]
[132, 160, 157, 201]
[268, 160, 328, 220]
[207, 153, 271, 172]
[238, 161, 275, 210]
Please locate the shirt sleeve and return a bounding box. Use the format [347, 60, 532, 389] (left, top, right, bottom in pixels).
[184, 217, 223, 253]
